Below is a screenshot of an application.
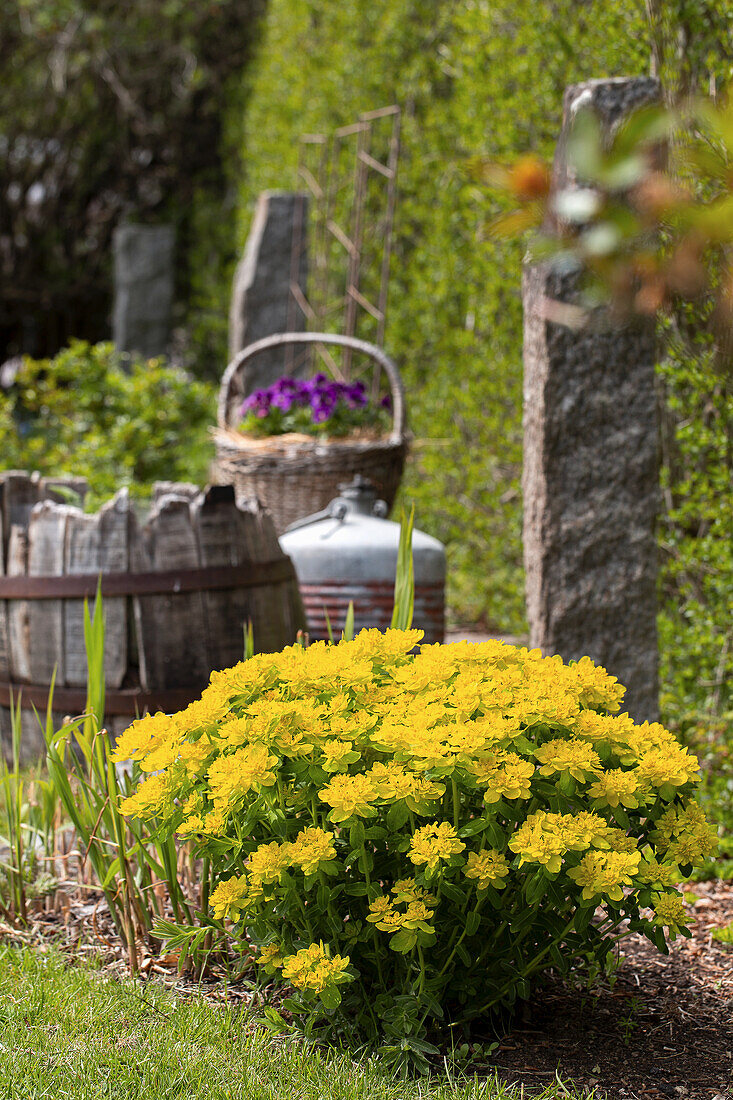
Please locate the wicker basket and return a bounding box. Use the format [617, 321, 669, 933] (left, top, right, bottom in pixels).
[213, 332, 408, 534]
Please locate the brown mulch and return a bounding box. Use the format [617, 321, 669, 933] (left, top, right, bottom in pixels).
[2, 880, 732, 1100]
[486, 879, 733, 1100]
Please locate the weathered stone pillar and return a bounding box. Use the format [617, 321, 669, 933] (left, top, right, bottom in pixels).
[229, 191, 309, 389]
[113, 224, 175, 360]
[522, 78, 661, 721]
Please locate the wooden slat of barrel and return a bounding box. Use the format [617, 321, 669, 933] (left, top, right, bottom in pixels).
[0, 507, 8, 681]
[6, 523, 43, 762]
[28, 502, 71, 687]
[0, 472, 38, 560]
[152, 482, 199, 505]
[7, 525, 31, 683]
[131, 496, 210, 691]
[0, 508, 8, 749]
[193, 485, 253, 671]
[64, 490, 129, 689]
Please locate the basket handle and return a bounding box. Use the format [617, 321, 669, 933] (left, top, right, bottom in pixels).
[217, 332, 406, 439]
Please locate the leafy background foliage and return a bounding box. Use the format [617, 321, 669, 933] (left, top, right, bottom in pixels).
[235, 0, 652, 634]
[1, 342, 215, 505]
[0, 0, 263, 371]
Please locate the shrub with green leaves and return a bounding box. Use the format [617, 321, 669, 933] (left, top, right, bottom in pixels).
[116, 628, 717, 1062]
[1, 341, 216, 505]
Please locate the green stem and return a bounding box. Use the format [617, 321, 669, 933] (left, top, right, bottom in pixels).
[290, 884, 314, 938]
[359, 842, 371, 890]
[358, 978, 380, 1039]
[459, 912, 577, 1024]
[437, 901, 491, 980]
[417, 943, 426, 996]
[201, 856, 211, 918]
[451, 778, 460, 829]
[372, 931, 386, 987]
[320, 871, 341, 931]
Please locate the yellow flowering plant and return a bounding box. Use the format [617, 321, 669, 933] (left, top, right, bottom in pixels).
[115, 626, 717, 1053]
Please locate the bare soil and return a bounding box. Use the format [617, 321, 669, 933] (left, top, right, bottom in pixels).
[486, 879, 733, 1100]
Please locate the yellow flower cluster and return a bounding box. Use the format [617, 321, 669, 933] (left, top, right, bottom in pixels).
[409, 822, 466, 871]
[210, 875, 252, 922]
[280, 943, 351, 994]
[567, 850, 641, 901]
[535, 738, 601, 782]
[257, 943, 284, 970]
[209, 826, 338, 919]
[651, 891, 689, 939]
[587, 769, 639, 809]
[288, 826, 337, 875]
[367, 881, 436, 940]
[469, 751, 534, 803]
[464, 849, 510, 890]
[653, 802, 719, 867]
[508, 810, 613, 874]
[115, 627, 716, 979]
[319, 773, 378, 822]
[245, 827, 337, 885]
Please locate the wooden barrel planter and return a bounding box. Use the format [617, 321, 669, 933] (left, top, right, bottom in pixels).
[0, 472, 305, 763]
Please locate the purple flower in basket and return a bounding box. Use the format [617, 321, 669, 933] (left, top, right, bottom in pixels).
[240, 372, 382, 431]
[346, 381, 368, 408]
[272, 377, 299, 398]
[272, 393, 294, 412]
[380, 393, 393, 411]
[241, 388, 272, 419]
[311, 392, 337, 422]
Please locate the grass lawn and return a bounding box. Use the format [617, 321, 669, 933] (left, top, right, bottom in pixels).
[0, 946, 594, 1100]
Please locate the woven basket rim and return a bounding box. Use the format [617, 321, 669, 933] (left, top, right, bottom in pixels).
[213, 426, 407, 457]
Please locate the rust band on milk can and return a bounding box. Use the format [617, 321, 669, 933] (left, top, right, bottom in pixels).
[299, 579, 445, 644]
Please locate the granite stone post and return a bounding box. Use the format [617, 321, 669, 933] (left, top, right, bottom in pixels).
[113, 224, 175, 360]
[522, 78, 661, 721]
[228, 191, 309, 389]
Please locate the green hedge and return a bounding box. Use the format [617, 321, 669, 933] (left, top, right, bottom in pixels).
[1, 342, 216, 507]
[236, 0, 650, 632]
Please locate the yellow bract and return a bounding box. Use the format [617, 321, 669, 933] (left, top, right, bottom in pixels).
[534, 738, 601, 782]
[464, 849, 510, 890]
[287, 826, 337, 875]
[651, 891, 689, 938]
[210, 874, 251, 921]
[281, 943, 351, 994]
[566, 850, 641, 901]
[408, 822, 465, 870]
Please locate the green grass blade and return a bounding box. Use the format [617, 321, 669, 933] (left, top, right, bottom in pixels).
[83, 579, 106, 741]
[342, 601, 355, 642]
[323, 606, 335, 644]
[390, 505, 415, 631]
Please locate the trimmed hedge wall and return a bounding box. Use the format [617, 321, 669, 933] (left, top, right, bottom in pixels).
[236, 0, 650, 631]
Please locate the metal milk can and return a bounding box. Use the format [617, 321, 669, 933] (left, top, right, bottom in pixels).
[279, 476, 446, 643]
